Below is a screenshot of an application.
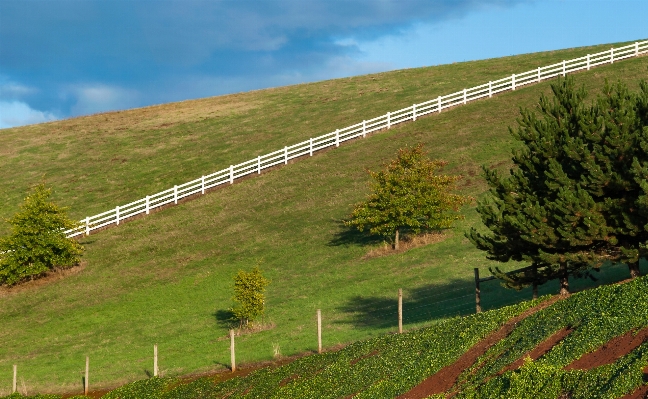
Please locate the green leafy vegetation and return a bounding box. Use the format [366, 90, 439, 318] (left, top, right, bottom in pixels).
[230, 265, 270, 328]
[0, 184, 83, 286]
[0, 42, 646, 394]
[345, 144, 470, 250]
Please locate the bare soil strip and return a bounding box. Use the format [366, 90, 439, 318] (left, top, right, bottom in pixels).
[397, 295, 565, 398]
[565, 326, 648, 371]
[497, 326, 573, 375]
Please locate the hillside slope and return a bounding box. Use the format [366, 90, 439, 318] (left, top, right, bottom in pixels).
[1, 42, 647, 395]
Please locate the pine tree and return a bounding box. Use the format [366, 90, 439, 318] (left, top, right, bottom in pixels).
[0, 184, 83, 286]
[468, 78, 630, 294]
[345, 144, 470, 250]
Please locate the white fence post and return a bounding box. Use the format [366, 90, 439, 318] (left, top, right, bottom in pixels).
[362, 120, 366, 138]
[174, 185, 178, 204]
[537, 67, 541, 82]
[437, 96, 442, 113]
[511, 74, 516, 91]
[562, 60, 566, 77]
[412, 104, 416, 121]
[229, 165, 234, 184]
[154, 344, 158, 377]
[610, 47, 614, 64]
[488, 81, 492, 98]
[309, 138, 313, 156]
[85, 217, 90, 236]
[387, 112, 391, 129]
[115, 206, 120, 225]
[12, 365, 16, 393]
[201, 176, 205, 194]
[587, 54, 590, 70]
[284, 146, 288, 165]
[317, 309, 322, 354]
[146, 196, 150, 214]
[463, 88, 467, 104]
[636, 42, 639, 56]
[257, 156, 261, 174]
[335, 129, 339, 147]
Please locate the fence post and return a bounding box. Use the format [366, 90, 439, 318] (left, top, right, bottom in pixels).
[537, 67, 541, 82]
[174, 185, 178, 204]
[398, 288, 403, 334]
[610, 47, 614, 64]
[317, 309, 322, 354]
[115, 206, 120, 225]
[474, 268, 482, 313]
[636, 42, 639, 56]
[84, 356, 89, 395]
[154, 344, 158, 377]
[412, 104, 416, 121]
[362, 120, 366, 138]
[335, 129, 339, 147]
[230, 330, 236, 372]
[257, 156, 261, 174]
[587, 54, 590, 70]
[146, 195, 150, 214]
[12, 365, 17, 393]
[562, 60, 566, 77]
[309, 138, 313, 156]
[85, 217, 90, 236]
[511, 74, 516, 91]
[532, 265, 538, 300]
[201, 176, 205, 194]
[387, 112, 391, 129]
[437, 96, 442, 113]
[229, 165, 234, 184]
[284, 146, 288, 165]
[488, 81, 492, 98]
[463, 88, 467, 104]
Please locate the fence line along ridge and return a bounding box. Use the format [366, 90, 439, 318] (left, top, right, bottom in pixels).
[64, 40, 648, 238]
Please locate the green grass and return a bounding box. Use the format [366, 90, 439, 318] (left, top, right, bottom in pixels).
[0, 41, 647, 395]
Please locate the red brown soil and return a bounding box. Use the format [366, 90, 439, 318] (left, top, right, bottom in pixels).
[497, 326, 573, 374]
[397, 294, 565, 399]
[565, 326, 648, 371]
[350, 350, 380, 366]
[620, 384, 648, 399]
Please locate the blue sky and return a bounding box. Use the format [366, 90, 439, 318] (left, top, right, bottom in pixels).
[0, 0, 646, 128]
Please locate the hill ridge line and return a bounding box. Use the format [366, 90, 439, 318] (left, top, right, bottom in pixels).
[64, 40, 648, 238]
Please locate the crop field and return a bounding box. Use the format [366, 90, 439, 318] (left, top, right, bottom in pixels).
[0, 41, 647, 395]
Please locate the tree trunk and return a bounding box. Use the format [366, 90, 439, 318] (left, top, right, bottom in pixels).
[559, 263, 569, 296]
[394, 229, 400, 251]
[628, 262, 641, 279]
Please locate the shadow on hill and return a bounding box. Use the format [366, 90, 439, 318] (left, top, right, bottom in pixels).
[335, 278, 478, 330]
[214, 309, 236, 330]
[328, 219, 385, 248]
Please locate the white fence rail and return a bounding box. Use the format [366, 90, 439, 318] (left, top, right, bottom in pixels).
[64, 41, 648, 238]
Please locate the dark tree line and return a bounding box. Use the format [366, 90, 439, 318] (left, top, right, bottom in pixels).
[469, 77, 648, 294]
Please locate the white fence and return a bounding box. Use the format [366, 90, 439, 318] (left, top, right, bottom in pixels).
[64, 41, 648, 238]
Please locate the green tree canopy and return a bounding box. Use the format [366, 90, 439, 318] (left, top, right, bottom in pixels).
[230, 265, 270, 328]
[468, 78, 648, 294]
[345, 144, 471, 250]
[0, 184, 83, 286]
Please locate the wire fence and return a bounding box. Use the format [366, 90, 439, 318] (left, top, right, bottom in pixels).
[63, 40, 648, 238]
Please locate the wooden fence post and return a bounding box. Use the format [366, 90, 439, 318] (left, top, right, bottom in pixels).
[362, 120, 366, 138]
[284, 146, 288, 165]
[85, 216, 90, 236]
[412, 104, 416, 121]
[146, 195, 150, 214]
[562, 60, 566, 77]
[201, 176, 205, 194]
[387, 112, 391, 129]
[335, 129, 340, 147]
[115, 205, 120, 225]
[309, 138, 313, 156]
[229, 165, 234, 184]
[317, 309, 322, 354]
[154, 344, 158, 377]
[230, 330, 236, 372]
[437, 96, 442, 113]
[398, 288, 403, 334]
[174, 185, 178, 204]
[488, 81, 492, 98]
[587, 54, 590, 70]
[610, 47, 614, 64]
[257, 156, 262, 174]
[12, 365, 17, 393]
[537, 67, 541, 82]
[511, 74, 516, 91]
[84, 356, 89, 395]
[463, 88, 467, 104]
[474, 268, 482, 313]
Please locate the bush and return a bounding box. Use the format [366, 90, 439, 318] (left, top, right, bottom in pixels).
[230, 265, 270, 328]
[0, 184, 83, 286]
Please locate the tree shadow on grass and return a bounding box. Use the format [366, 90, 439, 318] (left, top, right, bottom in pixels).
[214, 309, 236, 330]
[328, 219, 387, 248]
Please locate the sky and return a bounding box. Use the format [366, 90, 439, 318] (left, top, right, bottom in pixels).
[0, 0, 646, 129]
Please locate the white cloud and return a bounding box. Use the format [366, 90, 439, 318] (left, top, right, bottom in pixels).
[0, 101, 58, 129]
[68, 84, 141, 116]
[0, 82, 38, 99]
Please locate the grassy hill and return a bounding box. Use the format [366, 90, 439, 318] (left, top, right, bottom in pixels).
[1, 40, 647, 395]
